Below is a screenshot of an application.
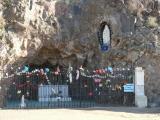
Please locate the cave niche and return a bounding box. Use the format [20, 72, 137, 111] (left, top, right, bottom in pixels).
[97, 21, 112, 51]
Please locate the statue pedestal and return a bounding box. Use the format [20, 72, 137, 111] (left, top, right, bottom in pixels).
[135, 67, 147, 108]
[135, 95, 147, 108]
[38, 85, 72, 102]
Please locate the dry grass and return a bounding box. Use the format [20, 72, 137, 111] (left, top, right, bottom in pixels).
[146, 16, 159, 28]
[0, 17, 5, 30]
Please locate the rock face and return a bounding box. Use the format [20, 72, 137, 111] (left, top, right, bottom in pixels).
[0, 0, 160, 106]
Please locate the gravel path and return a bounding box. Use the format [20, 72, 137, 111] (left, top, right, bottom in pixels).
[0, 107, 160, 120]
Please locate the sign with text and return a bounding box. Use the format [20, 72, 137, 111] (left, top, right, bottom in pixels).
[123, 84, 135, 93]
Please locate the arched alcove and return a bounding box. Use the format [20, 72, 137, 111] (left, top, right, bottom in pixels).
[97, 22, 112, 51]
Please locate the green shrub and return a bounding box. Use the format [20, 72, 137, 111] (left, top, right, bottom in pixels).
[3, 0, 12, 7]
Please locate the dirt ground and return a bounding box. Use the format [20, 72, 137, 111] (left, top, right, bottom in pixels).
[0, 107, 160, 120]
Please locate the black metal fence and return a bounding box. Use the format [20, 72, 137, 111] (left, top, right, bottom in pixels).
[2, 67, 135, 109]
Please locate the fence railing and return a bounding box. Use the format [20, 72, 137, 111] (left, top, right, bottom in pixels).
[0, 67, 135, 109]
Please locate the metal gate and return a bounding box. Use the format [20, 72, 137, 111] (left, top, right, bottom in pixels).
[2, 67, 135, 109]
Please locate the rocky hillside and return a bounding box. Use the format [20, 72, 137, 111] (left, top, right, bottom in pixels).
[0, 0, 160, 105]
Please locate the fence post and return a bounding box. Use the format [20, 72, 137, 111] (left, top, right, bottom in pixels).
[135, 67, 147, 108]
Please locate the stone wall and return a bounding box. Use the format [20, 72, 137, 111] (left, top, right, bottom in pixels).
[0, 0, 160, 107]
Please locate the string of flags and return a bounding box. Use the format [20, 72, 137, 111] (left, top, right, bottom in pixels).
[80, 66, 113, 79]
[80, 66, 132, 79]
[6, 65, 132, 84]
